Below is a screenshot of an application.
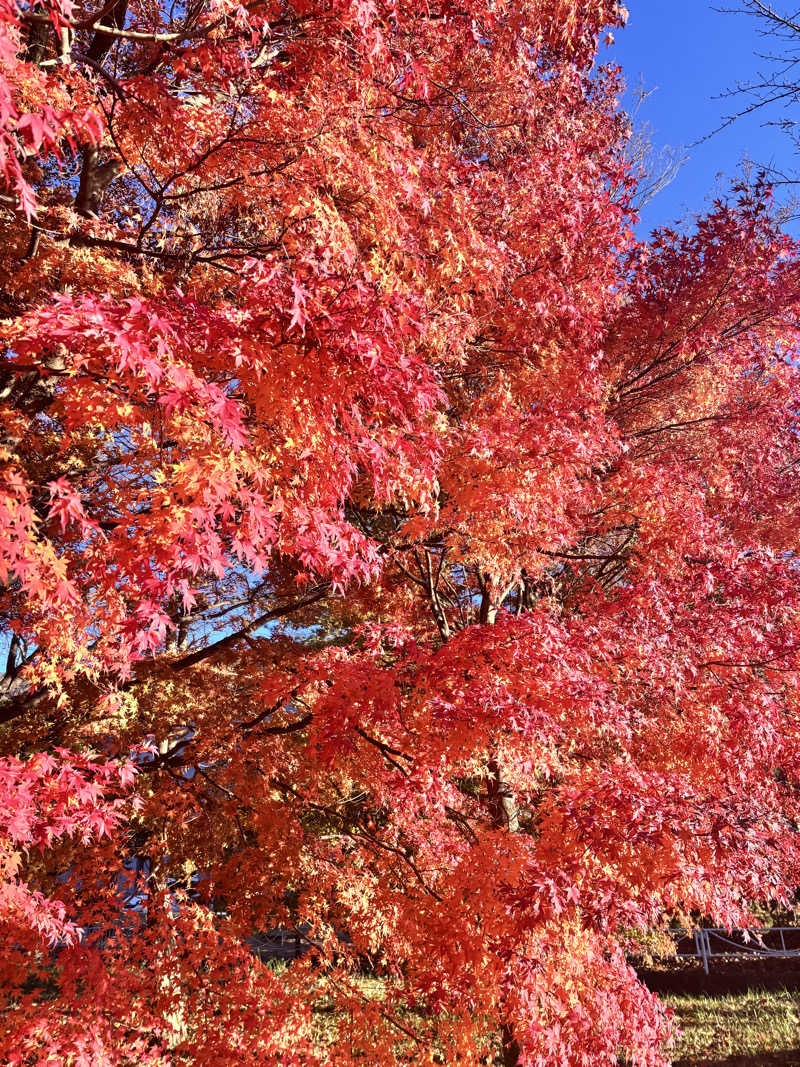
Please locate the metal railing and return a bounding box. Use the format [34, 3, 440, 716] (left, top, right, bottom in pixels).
[671, 927, 800, 974]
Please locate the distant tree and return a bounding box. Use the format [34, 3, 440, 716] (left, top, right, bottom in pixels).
[616, 84, 686, 210]
[725, 2, 800, 202]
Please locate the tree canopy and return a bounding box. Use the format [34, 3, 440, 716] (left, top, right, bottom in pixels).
[3, 0, 800, 1064]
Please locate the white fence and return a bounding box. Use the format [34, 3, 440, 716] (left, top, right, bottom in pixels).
[671, 927, 800, 973]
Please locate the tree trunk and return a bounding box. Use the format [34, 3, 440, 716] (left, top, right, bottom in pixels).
[487, 756, 520, 833]
[487, 752, 521, 1065]
[479, 587, 522, 1065]
[500, 1022, 521, 1067]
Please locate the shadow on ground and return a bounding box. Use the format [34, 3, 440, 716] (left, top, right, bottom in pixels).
[639, 958, 800, 997]
[672, 1056, 799, 1067]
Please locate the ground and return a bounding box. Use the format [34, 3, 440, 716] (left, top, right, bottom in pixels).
[641, 958, 800, 1066]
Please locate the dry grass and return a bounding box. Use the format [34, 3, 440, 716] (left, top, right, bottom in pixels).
[667, 987, 800, 1065]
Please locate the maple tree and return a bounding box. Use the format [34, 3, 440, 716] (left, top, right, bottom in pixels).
[3, 0, 800, 1062]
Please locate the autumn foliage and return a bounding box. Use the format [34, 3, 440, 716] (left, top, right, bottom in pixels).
[3, 0, 800, 1062]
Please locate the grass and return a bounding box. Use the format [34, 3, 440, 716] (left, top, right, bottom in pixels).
[276, 959, 800, 1064]
[309, 976, 800, 1065]
[667, 987, 800, 1065]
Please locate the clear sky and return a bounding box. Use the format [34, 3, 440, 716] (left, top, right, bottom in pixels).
[606, 1, 796, 234]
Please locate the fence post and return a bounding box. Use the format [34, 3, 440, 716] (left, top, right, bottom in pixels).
[694, 929, 709, 974]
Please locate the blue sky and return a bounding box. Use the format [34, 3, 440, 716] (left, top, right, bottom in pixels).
[606, 2, 796, 234]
